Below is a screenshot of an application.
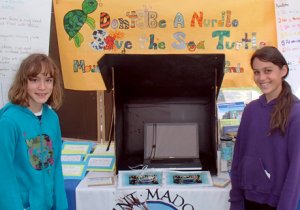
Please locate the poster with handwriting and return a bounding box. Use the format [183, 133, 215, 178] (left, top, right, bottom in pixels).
[0, 0, 52, 108]
[53, 0, 277, 90]
[275, 0, 300, 98]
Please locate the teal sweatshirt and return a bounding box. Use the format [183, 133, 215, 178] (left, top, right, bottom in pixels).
[0, 103, 68, 210]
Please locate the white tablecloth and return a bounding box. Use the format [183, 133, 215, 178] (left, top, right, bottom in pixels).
[76, 172, 231, 210]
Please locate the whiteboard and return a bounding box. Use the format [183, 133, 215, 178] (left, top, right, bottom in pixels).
[0, 0, 52, 108]
[275, 0, 300, 98]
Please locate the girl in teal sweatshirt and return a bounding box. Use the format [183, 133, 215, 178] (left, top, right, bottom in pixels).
[0, 54, 68, 210]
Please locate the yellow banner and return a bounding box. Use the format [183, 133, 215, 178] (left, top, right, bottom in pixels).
[53, 0, 276, 90]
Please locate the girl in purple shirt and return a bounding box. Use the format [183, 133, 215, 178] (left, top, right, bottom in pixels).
[229, 46, 300, 210]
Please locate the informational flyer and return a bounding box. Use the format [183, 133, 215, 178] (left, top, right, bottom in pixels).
[0, 0, 52, 108]
[275, 0, 300, 97]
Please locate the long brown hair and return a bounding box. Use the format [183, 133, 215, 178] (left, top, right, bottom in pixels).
[250, 46, 293, 135]
[8, 53, 64, 110]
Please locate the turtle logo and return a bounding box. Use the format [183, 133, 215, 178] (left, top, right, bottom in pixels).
[146, 201, 177, 210]
[63, 0, 98, 47]
[114, 196, 178, 210]
[114, 201, 177, 210]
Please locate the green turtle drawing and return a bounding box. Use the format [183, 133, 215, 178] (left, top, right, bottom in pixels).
[63, 0, 98, 47]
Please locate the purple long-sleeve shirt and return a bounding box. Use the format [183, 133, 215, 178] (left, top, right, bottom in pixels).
[229, 95, 300, 210]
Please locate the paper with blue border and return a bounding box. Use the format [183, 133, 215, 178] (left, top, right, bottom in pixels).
[61, 154, 84, 162]
[166, 170, 213, 187]
[86, 155, 115, 172]
[118, 169, 163, 189]
[62, 162, 87, 179]
[92, 143, 115, 156]
[62, 141, 93, 155]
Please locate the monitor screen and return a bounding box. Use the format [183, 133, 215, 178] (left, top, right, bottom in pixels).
[144, 123, 199, 160]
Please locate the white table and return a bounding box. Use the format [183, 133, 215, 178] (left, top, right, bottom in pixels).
[76, 172, 231, 210]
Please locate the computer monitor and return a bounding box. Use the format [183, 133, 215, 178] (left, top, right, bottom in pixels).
[144, 123, 202, 169]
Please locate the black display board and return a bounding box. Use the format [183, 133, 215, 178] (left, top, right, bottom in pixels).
[98, 54, 225, 174]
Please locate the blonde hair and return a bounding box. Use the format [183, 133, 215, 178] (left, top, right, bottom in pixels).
[8, 53, 64, 110]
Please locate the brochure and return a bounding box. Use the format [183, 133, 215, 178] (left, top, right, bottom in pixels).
[217, 101, 245, 120]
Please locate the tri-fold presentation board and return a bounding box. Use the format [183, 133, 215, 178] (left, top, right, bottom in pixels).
[98, 54, 225, 174]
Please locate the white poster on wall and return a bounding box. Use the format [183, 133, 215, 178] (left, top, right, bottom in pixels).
[0, 0, 52, 108]
[275, 0, 300, 98]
